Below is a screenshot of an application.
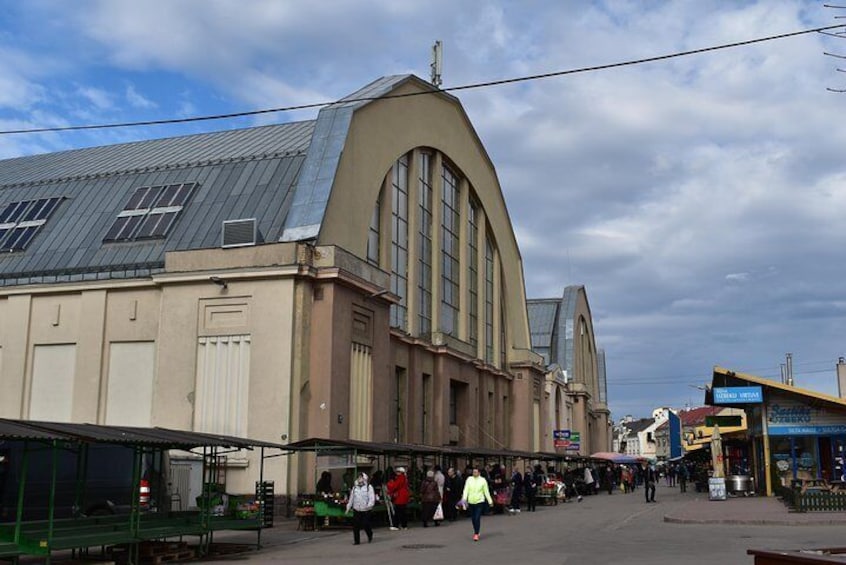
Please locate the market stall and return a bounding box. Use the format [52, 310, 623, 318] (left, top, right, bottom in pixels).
[0, 418, 286, 564]
[285, 438, 442, 529]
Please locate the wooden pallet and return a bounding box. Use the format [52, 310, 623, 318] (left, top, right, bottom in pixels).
[204, 543, 252, 557]
[112, 541, 195, 564]
[140, 541, 189, 557]
[149, 549, 195, 564]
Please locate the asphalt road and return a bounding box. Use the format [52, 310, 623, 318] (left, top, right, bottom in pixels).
[207, 485, 846, 565]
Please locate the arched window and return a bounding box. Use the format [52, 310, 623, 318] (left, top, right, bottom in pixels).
[369, 148, 505, 365]
[467, 197, 479, 347]
[366, 195, 380, 266]
[484, 235, 494, 363]
[439, 165, 460, 336]
[417, 152, 433, 336]
[390, 155, 409, 329]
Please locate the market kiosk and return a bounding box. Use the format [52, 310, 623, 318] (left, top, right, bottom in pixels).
[709, 367, 846, 498]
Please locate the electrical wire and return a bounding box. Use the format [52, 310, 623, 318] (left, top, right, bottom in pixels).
[607, 367, 838, 386]
[0, 24, 841, 136]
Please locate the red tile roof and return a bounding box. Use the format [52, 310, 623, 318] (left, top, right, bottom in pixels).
[678, 406, 722, 426]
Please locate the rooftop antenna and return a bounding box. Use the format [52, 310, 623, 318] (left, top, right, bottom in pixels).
[430, 40, 443, 88]
[786, 352, 794, 386]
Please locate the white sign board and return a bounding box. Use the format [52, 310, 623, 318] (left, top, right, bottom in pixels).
[708, 477, 727, 501]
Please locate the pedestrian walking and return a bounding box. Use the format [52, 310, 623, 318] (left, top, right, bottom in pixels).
[523, 466, 538, 512]
[509, 468, 523, 512]
[642, 462, 657, 503]
[581, 466, 595, 501]
[461, 466, 494, 542]
[434, 465, 445, 498]
[387, 466, 411, 529]
[604, 465, 615, 494]
[679, 462, 689, 493]
[444, 467, 462, 521]
[420, 470, 442, 527]
[345, 472, 375, 545]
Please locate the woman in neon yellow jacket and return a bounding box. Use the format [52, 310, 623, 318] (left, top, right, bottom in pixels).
[461, 466, 493, 541]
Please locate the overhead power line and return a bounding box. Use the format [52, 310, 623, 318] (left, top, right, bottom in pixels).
[607, 366, 838, 386]
[0, 24, 841, 136]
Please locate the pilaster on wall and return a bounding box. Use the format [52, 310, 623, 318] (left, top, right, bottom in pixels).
[0, 295, 31, 418]
[74, 290, 107, 422]
[508, 366, 532, 451]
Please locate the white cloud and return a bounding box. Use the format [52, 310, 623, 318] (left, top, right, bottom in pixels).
[2, 0, 844, 420]
[76, 86, 113, 110]
[125, 84, 156, 109]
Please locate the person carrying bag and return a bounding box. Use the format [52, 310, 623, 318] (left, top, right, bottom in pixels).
[345, 472, 375, 545]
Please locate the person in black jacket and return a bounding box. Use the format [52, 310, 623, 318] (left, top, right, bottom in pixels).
[642, 462, 657, 503]
[523, 466, 538, 512]
[509, 469, 523, 513]
[444, 467, 464, 521]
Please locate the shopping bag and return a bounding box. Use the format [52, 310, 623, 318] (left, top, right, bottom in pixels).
[433, 503, 444, 521]
[495, 490, 511, 506]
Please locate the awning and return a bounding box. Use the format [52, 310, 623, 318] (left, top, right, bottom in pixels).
[286, 437, 588, 462]
[0, 419, 287, 450]
[285, 437, 441, 456]
[590, 451, 645, 464]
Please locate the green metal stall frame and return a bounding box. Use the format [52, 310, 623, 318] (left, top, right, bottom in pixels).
[0, 419, 285, 564]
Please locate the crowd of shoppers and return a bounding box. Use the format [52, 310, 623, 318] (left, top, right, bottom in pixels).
[331, 458, 700, 545]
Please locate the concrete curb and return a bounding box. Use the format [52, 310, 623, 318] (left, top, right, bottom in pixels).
[663, 515, 846, 526]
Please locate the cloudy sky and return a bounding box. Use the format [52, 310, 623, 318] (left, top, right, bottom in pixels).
[1, 1, 845, 420]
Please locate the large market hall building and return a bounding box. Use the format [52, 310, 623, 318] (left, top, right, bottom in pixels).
[527, 286, 611, 455]
[0, 74, 549, 500]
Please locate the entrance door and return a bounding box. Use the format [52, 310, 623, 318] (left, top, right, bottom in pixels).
[170, 459, 203, 511]
[819, 437, 833, 482]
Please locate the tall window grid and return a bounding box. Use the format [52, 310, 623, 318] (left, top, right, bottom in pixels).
[390, 155, 409, 329]
[484, 236, 495, 363]
[417, 153, 433, 336]
[467, 198, 479, 347]
[500, 289, 507, 367]
[367, 195, 381, 266]
[439, 166, 460, 336]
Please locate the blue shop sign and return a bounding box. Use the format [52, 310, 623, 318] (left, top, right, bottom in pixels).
[713, 386, 763, 404]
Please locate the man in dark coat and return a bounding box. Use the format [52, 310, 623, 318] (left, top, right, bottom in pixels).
[444, 467, 464, 521]
[643, 462, 658, 503]
[523, 466, 538, 512]
[509, 469, 523, 512]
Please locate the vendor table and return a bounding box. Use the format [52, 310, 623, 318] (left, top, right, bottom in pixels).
[536, 494, 558, 506]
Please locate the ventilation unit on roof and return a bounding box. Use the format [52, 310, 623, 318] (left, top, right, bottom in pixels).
[222, 219, 257, 248]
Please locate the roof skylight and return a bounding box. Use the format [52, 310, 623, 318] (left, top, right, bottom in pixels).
[104, 182, 197, 242]
[0, 197, 62, 252]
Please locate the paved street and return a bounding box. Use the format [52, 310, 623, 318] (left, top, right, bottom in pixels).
[206, 484, 846, 564]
